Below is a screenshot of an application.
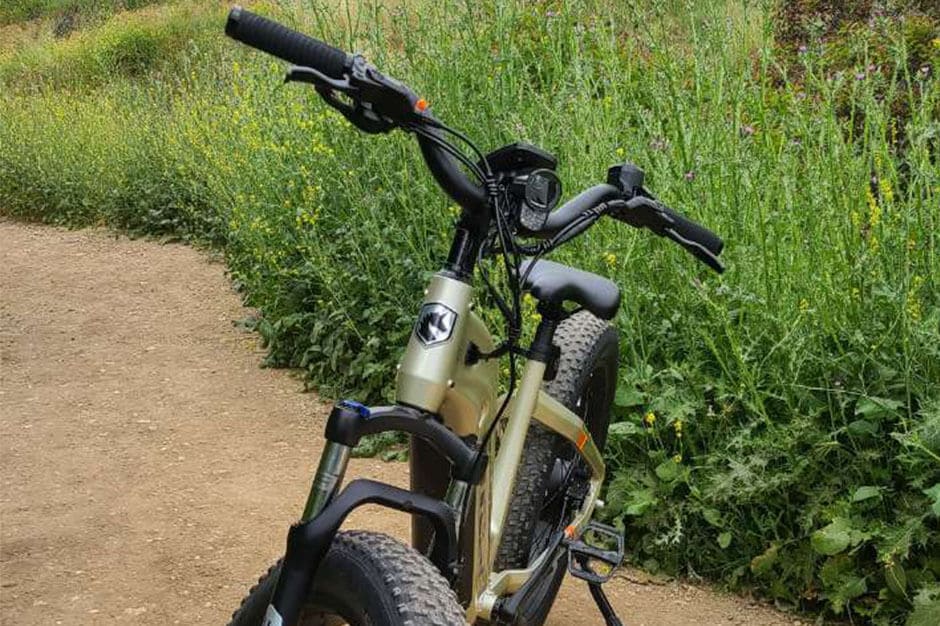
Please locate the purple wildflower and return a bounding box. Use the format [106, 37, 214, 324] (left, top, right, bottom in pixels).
[740, 124, 756, 137]
[649, 137, 669, 151]
[684, 170, 696, 182]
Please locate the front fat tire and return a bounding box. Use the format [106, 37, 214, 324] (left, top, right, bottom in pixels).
[228, 531, 466, 626]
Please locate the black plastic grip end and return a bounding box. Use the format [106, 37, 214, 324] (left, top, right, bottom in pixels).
[224, 5, 242, 37]
[224, 5, 350, 79]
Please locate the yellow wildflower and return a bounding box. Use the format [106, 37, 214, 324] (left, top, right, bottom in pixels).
[616, 147, 625, 158]
[603, 252, 617, 268]
[674, 418, 683, 438]
[933, 37, 940, 49]
[673, 454, 683, 464]
[799, 298, 810, 312]
[866, 187, 881, 227]
[878, 177, 894, 204]
[906, 294, 922, 322]
[644, 411, 656, 427]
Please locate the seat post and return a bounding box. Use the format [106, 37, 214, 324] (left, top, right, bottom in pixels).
[528, 303, 564, 377]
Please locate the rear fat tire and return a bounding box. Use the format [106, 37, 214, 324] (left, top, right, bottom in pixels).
[492, 311, 619, 625]
[228, 530, 466, 626]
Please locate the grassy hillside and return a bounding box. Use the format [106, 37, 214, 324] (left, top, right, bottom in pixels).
[1, 0, 938, 622]
[0, 0, 163, 25]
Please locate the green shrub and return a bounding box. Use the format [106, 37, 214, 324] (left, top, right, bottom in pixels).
[0, 1, 220, 87]
[0, 0, 938, 621]
[772, 0, 940, 146]
[0, 0, 164, 26]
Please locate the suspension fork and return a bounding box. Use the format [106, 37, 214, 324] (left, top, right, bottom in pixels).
[302, 441, 351, 521]
[267, 401, 482, 626]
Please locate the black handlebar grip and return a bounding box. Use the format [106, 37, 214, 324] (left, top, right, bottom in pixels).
[659, 204, 724, 256]
[225, 6, 350, 79]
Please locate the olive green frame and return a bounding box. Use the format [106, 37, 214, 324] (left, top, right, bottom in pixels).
[394, 272, 606, 622]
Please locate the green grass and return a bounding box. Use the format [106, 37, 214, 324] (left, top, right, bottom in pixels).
[0, 1, 222, 86]
[0, 0, 162, 25]
[0, 0, 938, 622]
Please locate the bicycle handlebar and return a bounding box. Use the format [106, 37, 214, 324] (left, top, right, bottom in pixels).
[225, 7, 350, 79]
[223, 7, 724, 272]
[538, 184, 724, 272]
[541, 184, 621, 236]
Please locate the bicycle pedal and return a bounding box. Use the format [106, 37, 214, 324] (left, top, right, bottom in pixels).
[565, 520, 624, 584]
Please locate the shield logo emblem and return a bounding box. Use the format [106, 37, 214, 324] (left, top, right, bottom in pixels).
[414, 303, 457, 346]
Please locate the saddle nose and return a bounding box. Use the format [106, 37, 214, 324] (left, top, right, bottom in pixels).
[520, 259, 621, 320]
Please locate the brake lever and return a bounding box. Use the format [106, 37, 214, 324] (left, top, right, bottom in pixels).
[663, 228, 725, 274]
[285, 65, 352, 90]
[607, 197, 725, 273]
[284, 65, 395, 134]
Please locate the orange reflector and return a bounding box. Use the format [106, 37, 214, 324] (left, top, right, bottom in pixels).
[564, 525, 576, 539]
[577, 431, 589, 450]
[415, 98, 429, 112]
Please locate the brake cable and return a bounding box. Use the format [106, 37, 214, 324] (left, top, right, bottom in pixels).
[407, 124, 488, 183]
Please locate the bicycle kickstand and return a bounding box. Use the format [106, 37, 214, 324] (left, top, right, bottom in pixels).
[587, 581, 624, 626]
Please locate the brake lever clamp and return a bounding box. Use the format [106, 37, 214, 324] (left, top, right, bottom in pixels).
[349, 57, 417, 112]
[318, 85, 396, 134]
[605, 196, 665, 231]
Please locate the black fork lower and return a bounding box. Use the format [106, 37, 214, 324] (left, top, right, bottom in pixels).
[265, 400, 485, 626]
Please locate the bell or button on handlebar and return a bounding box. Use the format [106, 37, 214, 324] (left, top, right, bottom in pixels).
[607, 162, 646, 198]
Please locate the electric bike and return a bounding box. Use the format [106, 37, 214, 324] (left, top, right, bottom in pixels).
[222, 6, 725, 625]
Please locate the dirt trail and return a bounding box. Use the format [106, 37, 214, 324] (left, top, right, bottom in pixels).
[0, 221, 798, 625]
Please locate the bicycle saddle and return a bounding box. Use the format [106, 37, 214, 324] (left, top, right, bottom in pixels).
[520, 259, 621, 320]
